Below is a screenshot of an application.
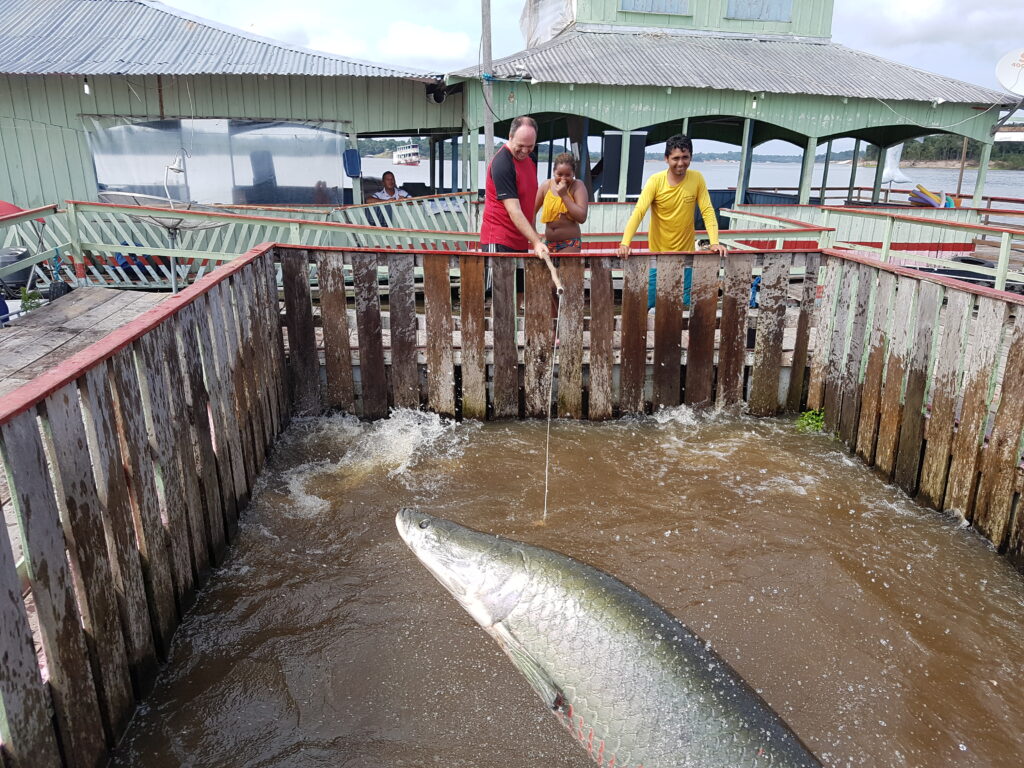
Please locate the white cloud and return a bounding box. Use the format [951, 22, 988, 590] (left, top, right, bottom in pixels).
[376, 21, 473, 64]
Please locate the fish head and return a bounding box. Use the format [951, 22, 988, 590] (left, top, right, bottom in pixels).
[396, 509, 529, 629]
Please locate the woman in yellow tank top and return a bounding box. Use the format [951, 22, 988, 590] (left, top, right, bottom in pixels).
[533, 152, 589, 254]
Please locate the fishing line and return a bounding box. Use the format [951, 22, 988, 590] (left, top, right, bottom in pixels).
[542, 290, 563, 522]
[541, 255, 565, 522]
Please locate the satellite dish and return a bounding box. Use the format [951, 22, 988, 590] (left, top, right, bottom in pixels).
[996, 48, 1024, 96]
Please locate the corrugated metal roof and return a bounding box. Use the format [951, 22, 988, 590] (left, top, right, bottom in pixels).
[0, 0, 439, 81]
[452, 26, 1013, 106]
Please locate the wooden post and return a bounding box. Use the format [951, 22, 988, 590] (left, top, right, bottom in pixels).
[955, 136, 969, 197]
[482, 0, 494, 167]
[971, 141, 992, 208]
[871, 145, 886, 204]
[735, 118, 754, 206]
[819, 140, 833, 202]
[348, 132, 362, 204]
[847, 139, 861, 203]
[470, 127, 481, 197]
[617, 130, 631, 203]
[798, 136, 817, 204]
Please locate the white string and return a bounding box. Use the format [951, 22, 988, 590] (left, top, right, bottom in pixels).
[542, 291, 563, 522]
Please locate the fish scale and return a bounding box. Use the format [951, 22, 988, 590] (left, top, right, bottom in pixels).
[396, 510, 824, 768]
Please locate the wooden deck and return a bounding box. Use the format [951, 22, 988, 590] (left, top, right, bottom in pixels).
[0, 287, 168, 397]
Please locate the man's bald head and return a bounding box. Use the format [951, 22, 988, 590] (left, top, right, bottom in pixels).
[507, 116, 538, 161]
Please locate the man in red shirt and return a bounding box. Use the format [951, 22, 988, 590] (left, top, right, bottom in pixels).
[480, 115, 549, 261]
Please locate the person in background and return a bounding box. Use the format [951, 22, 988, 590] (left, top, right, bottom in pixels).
[535, 151, 588, 255]
[370, 171, 411, 201]
[480, 115, 549, 261]
[617, 134, 726, 310]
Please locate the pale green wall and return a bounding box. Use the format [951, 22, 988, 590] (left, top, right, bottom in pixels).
[0, 73, 464, 208]
[576, 0, 834, 39]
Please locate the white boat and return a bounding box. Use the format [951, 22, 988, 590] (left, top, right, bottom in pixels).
[392, 143, 420, 166]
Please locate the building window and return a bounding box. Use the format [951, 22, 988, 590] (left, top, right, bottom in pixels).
[620, 0, 690, 15]
[726, 0, 793, 22]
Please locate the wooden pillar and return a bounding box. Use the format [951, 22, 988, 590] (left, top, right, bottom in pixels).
[681, 117, 690, 135]
[972, 141, 993, 207]
[469, 127, 480, 196]
[430, 138, 437, 193]
[735, 118, 754, 206]
[819, 140, 834, 203]
[871, 144, 886, 204]
[451, 137, 459, 193]
[439, 138, 445, 191]
[847, 138, 861, 203]
[547, 133, 554, 179]
[617, 130, 631, 203]
[797, 136, 817, 204]
[460, 126, 469, 192]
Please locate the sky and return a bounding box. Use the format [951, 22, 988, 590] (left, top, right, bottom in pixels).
[157, 0, 1023, 153]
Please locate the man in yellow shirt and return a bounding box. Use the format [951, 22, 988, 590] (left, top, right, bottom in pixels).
[617, 134, 727, 259]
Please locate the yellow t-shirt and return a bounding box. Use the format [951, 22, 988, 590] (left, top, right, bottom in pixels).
[620, 169, 719, 252]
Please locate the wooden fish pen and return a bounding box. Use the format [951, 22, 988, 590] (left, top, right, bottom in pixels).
[1, 243, 1022, 767]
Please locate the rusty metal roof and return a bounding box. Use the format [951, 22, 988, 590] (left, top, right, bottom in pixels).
[452, 26, 1013, 105]
[0, 0, 439, 81]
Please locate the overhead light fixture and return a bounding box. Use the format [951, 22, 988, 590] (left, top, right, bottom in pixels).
[751, 95, 758, 109]
[932, 97, 946, 107]
[83, 77, 90, 95]
[530, 77, 540, 86]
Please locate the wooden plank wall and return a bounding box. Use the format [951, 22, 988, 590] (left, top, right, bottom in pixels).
[292, 250, 812, 421]
[0, 249, 288, 767]
[809, 253, 1024, 569]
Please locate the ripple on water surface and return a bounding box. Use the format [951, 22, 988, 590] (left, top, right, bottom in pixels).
[111, 407, 1024, 768]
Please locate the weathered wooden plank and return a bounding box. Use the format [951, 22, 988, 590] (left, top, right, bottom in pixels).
[175, 304, 227, 564]
[263, 251, 290, 430]
[652, 255, 684, 410]
[806, 256, 841, 411]
[971, 311, 1024, 546]
[838, 264, 874, 446]
[619, 258, 649, 415]
[459, 254, 487, 419]
[387, 253, 420, 410]
[717, 253, 754, 408]
[241, 267, 276, 455]
[42, 384, 134, 743]
[524, 259, 554, 419]
[234, 271, 270, 469]
[252, 254, 285, 436]
[587, 257, 614, 420]
[351, 252, 388, 419]
[785, 253, 820, 412]
[204, 288, 250, 516]
[823, 262, 855, 433]
[874, 277, 919, 478]
[556, 258, 584, 419]
[108, 346, 178, 656]
[280, 248, 321, 416]
[855, 271, 895, 464]
[0, 409, 106, 768]
[423, 254, 455, 417]
[316, 251, 356, 412]
[946, 298, 1009, 518]
[193, 294, 242, 529]
[136, 328, 196, 615]
[684, 254, 719, 407]
[894, 280, 943, 495]
[216, 280, 259, 486]
[0, 492, 62, 767]
[77, 364, 158, 695]
[918, 290, 973, 509]
[491, 256, 519, 419]
[748, 253, 791, 416]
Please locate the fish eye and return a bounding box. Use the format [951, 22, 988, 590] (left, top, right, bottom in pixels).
[418, 519, 431, 529]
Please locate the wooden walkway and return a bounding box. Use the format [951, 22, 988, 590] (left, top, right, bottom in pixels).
[0, 287, 168, 397]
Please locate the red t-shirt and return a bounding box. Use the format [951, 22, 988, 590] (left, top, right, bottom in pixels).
[480, 145, 538, 251]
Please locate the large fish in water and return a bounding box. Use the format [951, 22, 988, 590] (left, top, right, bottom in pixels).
[395, 509, 824, 768]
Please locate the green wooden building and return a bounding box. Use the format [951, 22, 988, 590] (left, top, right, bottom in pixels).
[0, 0, 464, 209]
[450, 0, 1015, 205]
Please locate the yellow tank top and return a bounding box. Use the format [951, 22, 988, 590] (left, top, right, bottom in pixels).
[540, 187, 569, 224]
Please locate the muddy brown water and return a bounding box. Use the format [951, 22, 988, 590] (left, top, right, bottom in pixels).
[110, 409, 1024, 768]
